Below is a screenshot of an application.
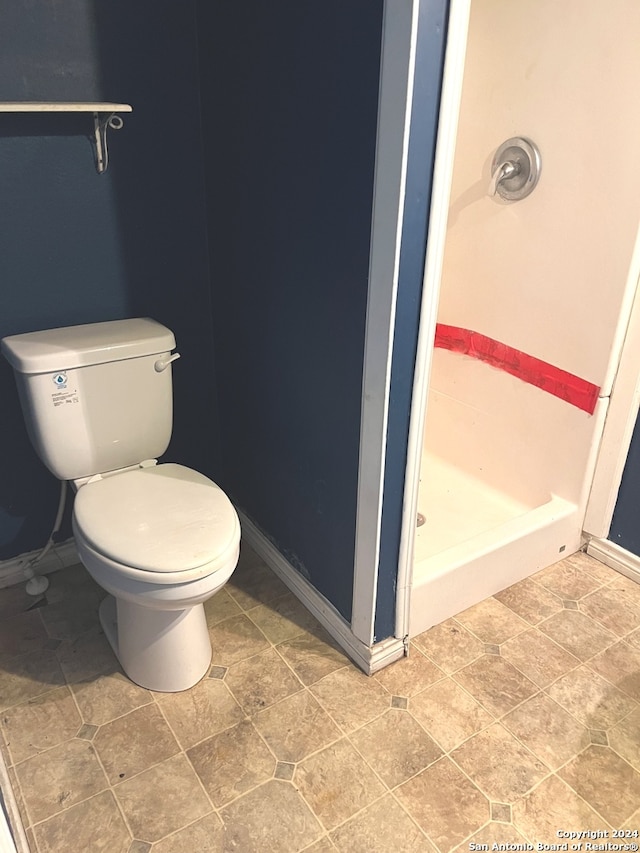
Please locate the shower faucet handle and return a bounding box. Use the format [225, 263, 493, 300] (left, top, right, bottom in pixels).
[489, 160, 520, 196]
[489, 137, 541, 202]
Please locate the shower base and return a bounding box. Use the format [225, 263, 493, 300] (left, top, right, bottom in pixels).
[409, 450, 580, 637]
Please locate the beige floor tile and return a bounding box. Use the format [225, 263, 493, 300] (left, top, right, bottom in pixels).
[0, 650, 66, 711]
[156, 675, 244, 749]
[1, 685, 82, 764]
[350, 708, 443, 788]
[533, 560, 602, 600]
[253, 690, 341, 762]
[563, 550, 618, 584]
[114, 753, 211, 842]
[454, 655, 537, 717]
[187, 719, 275, 807]
[39, 584, 103, 641]
[4, 554, 640, 849]
[412, 619, 484, 674]
[151, 812, 223, 853]
[277, 629, 349, 686]
[395, 757, 489, 853]
[451, 723, 548, 803]
[559, 745, 640, 826]
[0, 610, 49, 662]
[500, 628, 579, 688]
[303, 838, 338, 852]
[7, 766, 29, 833]
[539, 610, 616, 661]
[226, 561, 289, 611]
[70, 671, 152, 726]
[207, 613, 270, 667]
[502, 693, 590, 770]
[33, 790, 130, 853]
[609, 707, 640, 770]
[454, 823, 529, 853]
[495, 577, 563, 625]
[409, 677, 493, 752]
[221, 780, 322, 852]
[15, 738, 108, 823]
[310, 666, 390, 733]
[93, 703, 180, 785]
[331, 794, 434, 853]
[203, 587, 243, 628]
[588, 640, 640, 701]
[547, 665, 638, 730]
[374, 648, 443, 697]
[623, 806, 640, 831]
[455, 597, 529, 644]
[247, 592, 320, 644]
[627, 627, 640, 653]
[224, 647, 303, 715]
[54, 625, 119, 683]
[296, 738, 386, 830]
[579, 583, 640, 637]
[512, 774, 609, 843]
[44, 564, 101, 605]
[0, 583, 43, 620]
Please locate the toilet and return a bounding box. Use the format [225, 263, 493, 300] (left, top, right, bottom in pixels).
[2, 318, 241, 692]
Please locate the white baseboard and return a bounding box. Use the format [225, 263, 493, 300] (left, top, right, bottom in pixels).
[238, 512, 405, 675]
[0, 539, 79, 590]
[586, 537, 640, 585]
[0, 743, 28, 853]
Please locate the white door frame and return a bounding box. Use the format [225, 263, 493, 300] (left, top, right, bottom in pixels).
[393, 0, 471, 641]
[583, 222, 640, 539]
[351, 0, 420, 645]
[351, 0, 471, 645]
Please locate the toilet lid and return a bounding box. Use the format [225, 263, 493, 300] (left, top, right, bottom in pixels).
[73, 463, 240, 573]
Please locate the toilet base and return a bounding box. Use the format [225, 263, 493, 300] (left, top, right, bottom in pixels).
[99, 595, 212, 692]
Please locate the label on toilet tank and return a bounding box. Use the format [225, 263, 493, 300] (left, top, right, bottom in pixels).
[50, 373, 79, 407]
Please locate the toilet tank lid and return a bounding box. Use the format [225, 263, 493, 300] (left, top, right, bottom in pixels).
[1, 318, 175, 374]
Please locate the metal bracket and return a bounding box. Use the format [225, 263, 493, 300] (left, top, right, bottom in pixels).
[92, 111, 125, 174]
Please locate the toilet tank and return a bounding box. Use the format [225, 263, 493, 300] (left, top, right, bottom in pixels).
[1, 318, 177, 481]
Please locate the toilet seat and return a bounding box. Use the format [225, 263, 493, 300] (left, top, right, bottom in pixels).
[73, 463, 240, 578]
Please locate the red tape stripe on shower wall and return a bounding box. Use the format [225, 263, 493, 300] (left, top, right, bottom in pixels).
[434, 323, 600, 415]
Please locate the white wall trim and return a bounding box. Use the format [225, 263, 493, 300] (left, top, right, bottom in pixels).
[394, 0, 472, 640]
[0, 539, 78, 590]
[586, 537, 640, 586]
[352, 0, 419, 645]
[0, 740, 28, 853]
[583, 225, 640, 538]
[239, 513, 405, 675]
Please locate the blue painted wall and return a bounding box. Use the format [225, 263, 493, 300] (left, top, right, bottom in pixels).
[197, 1, 384, 622]
[610, 412, 640, 555]
[0, 1, 217, 559]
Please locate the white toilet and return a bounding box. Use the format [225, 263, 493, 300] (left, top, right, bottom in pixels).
[2, 318, 241, 692]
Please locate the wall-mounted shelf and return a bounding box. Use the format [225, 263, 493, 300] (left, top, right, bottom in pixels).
[0, 102, 133, 173]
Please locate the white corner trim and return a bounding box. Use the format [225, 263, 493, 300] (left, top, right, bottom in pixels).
[0, 539, 78, 590]
[352, 0, 420, 646]
[586, 537, 640, 586]
[238, 512, 405, 675]
[395, 0, 472, 640]
[0, 744, 28, 853]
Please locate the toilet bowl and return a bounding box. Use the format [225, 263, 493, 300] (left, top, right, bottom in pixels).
[1, 318, 241, 692]
[72, 463, 240, 692]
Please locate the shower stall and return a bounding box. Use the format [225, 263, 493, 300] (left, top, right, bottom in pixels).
[403, 0, 640, 637]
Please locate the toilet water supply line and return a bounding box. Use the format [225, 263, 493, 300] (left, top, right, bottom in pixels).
[22, 480, 68, 595]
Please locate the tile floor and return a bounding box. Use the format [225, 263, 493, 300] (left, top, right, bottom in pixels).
[1, 546, 640, 852]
